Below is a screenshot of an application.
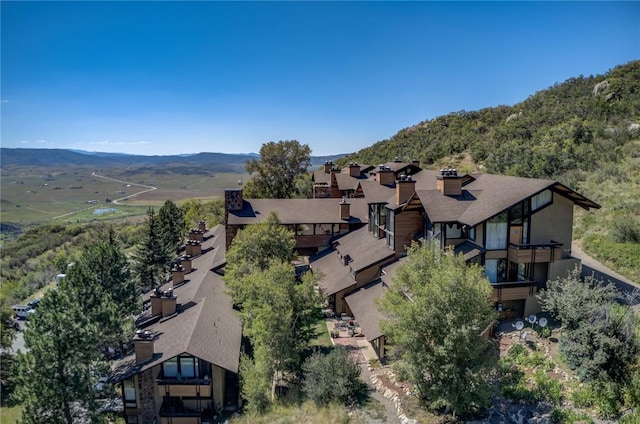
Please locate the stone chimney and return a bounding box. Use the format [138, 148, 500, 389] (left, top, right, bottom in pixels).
[323, 161, 333, 173]
[376, 165, 395, 186]
[180, 255, 192, 273]
[134, 330, 155, 363]
[171, 264, 184, 286]
[339, 198, 351, 220]
[161, 288, 177, 317]
[437, 169, 463, 196]
[348, 162, 361, 177]
[225, 188, 243, 212]
[396, 174, 416, 205]
[330, 168, 339, 186]
[198, 220, 206, 231]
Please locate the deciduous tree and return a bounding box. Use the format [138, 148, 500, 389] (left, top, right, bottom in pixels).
[225, 212, 295, 303]
[379, 243, 496, 417]
[245, 140, 312, 199]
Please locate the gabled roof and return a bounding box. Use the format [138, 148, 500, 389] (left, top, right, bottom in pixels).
[111, 225, 242, 382]
[414, 171, 600, 226]
[335, 173, 361, 191]
[311, 248, 355, 296]
[311, 227, 395, 296]
[312, 169, 331, 184]
[334, 226, 395, 273]
[226, 198, 369, 226]
[357, 180, 395, 203]
[345, 281, 385, 342]
[345, 257, 407, 342]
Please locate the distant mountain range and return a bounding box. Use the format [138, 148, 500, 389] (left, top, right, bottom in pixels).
[0, 148, 347, 172]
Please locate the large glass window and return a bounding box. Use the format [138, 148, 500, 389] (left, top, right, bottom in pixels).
[485, 259, 507, 283]
[486, 212, 508, 250]
[162, 355, 200, 379]
[531, 190, 552, 211]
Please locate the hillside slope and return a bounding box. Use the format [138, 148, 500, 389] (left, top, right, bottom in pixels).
[344, 60, 640, 283]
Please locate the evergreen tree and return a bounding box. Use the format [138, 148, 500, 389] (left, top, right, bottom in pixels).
[13, 289, 103, 424]
[133, 207, 171, 292]
[158, 200, 186, 255]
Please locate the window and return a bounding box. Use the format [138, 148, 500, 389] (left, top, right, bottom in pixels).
[446, 223, 462, 239]
[162, 355, 200, 379]
[432, 223, 442, 250]
[126, 416, 139, 424]
[485, 259, 507, 283]
[123, 378, 136, 408]
[486, 212, 507, 250]
[531, 190, 552, 211]
[163, 357, 178, 378]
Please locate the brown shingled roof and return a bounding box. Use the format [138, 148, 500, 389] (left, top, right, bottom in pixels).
[345, 257, 407, 342]
[333, 226, 395, 272]
[111, 225, 242, 382]
[415, 172, 599, 226]
[311, 248, 355, 296]
[227, 198, 369, 225]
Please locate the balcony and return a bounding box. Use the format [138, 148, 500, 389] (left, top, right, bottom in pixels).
[156, 377, 212, 398]
[508, 242, 563, 264]
[159, 396, 216, 423]
[490, 281, 537, 302]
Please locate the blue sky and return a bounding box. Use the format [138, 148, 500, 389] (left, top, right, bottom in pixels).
[1, 2, 638, 156]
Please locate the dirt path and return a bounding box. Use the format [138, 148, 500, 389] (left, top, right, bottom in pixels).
[91, 172, 157, 205]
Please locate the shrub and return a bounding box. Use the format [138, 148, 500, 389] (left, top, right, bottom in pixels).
[570, 385, 596, 408]
[302, 347, 367, 406]
[550, 407, 595, 423]
[533, 371, 563, 404]
[612, 215, 640, 243]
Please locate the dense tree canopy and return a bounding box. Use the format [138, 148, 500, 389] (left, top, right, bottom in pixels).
[225, 212, 295, 303]
[244, 140, 312, 199]
[379, 243, 497, 417]
[224, 212, 321, 409]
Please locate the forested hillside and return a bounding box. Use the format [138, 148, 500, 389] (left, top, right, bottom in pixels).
[342, 60, 640, 282]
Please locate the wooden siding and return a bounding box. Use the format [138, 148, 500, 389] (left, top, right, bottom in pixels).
[508, 245, 563, 264]
[295, 234, 333, 249]
[491, 284, 537, 301]
[394, 210, 422, 254]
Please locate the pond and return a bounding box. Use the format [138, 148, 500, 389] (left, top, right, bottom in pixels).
[94, 207, 117, 215]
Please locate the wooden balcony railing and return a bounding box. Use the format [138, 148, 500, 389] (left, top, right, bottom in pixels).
[490, 281, 537, 302]
[507, 242, 563, 264]
[156, 378, 212, 398]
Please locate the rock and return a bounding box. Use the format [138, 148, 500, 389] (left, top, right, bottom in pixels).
[506, 112, 523, 122]
[593, 80, 609, 95]
[628, 123, 640, 133]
